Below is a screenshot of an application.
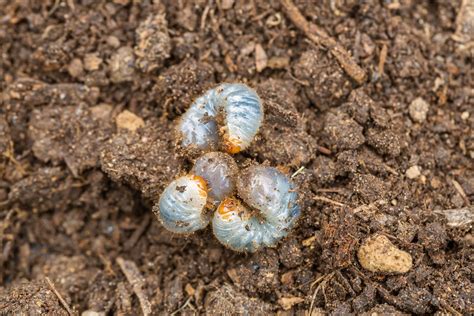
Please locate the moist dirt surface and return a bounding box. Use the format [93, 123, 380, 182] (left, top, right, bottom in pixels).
[0, 1, 473, 315]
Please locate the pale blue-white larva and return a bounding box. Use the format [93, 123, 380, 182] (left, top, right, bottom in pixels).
[191, 152, 238, 206]
[212, 166, 300, 252]
[178, 83, 264, 154]
[155, 174, 210, 234]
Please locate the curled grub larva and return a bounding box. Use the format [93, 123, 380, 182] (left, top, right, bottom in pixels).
[157, 84, 300, 250]
[191, 152, 238, 206]
[178, 89, 220, 152]
[178, 83, 263, 154]
[212, 166, 300, 252]
[155, 175, 210, 234]
[212, 197, 264, 252]
[216, 83, 264, 154]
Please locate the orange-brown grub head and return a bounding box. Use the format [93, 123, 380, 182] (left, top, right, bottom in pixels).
[190, 175, 208, 198]
[223, 135, 242, 154]
[217, 197, 239, 221]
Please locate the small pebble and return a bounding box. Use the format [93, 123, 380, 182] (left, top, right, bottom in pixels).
[90, 104, 113, 121]
[406, 165, 421, 179]
[106, 35, 121, 48]
[84, 53, 103, 71]
[255, 43, 268, 72]
[67, 58, 84, 78]
[116, 110, 144, 132]
[278, 296, 305, 310]
[419, 174, 426, 184]
[461, 111, 470, 120]
[409, 97, 429, 123]
[358, 234, 413, 274]
[430, 177, 441, 189]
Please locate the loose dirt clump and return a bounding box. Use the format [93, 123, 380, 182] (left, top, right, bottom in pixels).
[293, 49, 353, 111]
[205, 283, 273, 314]
[153, 58, 215, 118]
[134, 13, 172, 73]
[0, 1, 472, 315]
[0, 280, 69, 315]
[251, 79, 315, 166]
[101, 120, 180, 199]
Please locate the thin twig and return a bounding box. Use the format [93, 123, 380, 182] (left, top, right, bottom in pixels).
[383, 163, 399, 176]
[291, 166, 305, 178]
[438, 298, 463, 316]
[124, 213, 151, 251]
[171, 296, 195, 316]
[313, 195, 346, 207]
[45, 277, 74, 316]
[288, 71, 311, 86]
[48, 0, 61, 16]
[280, 0, 367, 84]
[316, 145, 332, 155]
[451, 179, 470, 206]
[200, 5, 211, 30]
[377, 44, 388, 78]
[116, 257, 152, 316]
[3, 141, 26, 176]
[316, 188, 345, 194]
[352, 199, 387, 213]
[309, 272, 335, 315]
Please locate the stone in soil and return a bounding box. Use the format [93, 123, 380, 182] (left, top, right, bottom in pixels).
[409, 97, 430, 123]
[115, 110, 145, 132]
[357, 234, 413, 274]
[405, 165, 421, 179]
[322, 111, 365, 152]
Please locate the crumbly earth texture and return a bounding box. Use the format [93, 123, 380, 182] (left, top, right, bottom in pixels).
[0, 1, 473, 315]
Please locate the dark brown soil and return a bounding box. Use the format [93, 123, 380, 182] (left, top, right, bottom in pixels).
[1, 1, 473, 315]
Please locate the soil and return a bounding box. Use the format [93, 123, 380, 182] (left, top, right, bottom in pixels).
[0, 1, 473, 315]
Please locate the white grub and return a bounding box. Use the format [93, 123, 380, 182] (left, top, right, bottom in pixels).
[212, 166, 300, 252]
[178, 83, 263, 154]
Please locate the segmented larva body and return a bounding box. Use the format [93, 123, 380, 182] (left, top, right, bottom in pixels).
[212, 166, 300, 252]
[178, 83, 263, 154]
[192, 152, 238, 206]
[178, 89, 219, 152]
[156, 152, 237, 234]
[156, 84, 301, 250]
[155, 175, 210, 234]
